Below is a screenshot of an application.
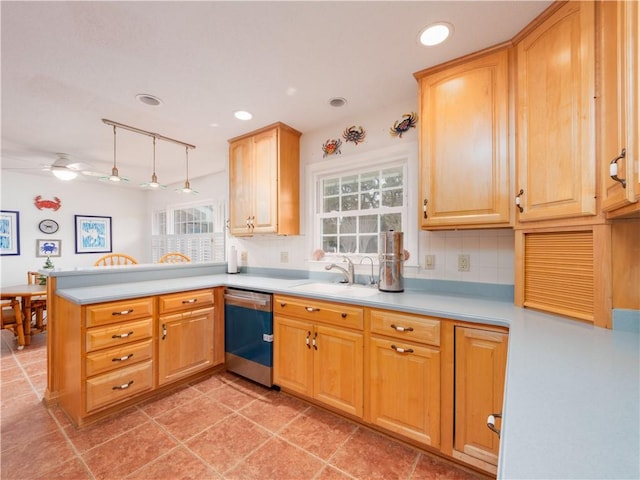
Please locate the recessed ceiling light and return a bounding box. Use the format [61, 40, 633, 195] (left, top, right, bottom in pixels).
[135, 94, 163, 107]
[234, 110, 253, 121]
[418, 22, 453, 46]
[329, 97, 347, 108]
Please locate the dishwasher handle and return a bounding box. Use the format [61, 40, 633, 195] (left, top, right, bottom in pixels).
[224, 290, 272, 311]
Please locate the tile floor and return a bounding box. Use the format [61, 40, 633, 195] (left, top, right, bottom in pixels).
[1, 330, 487, 480]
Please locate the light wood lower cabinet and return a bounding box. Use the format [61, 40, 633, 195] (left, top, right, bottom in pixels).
[367, 309, 441, 448]
[158, 289, 216, 385]
[54, 288, 222, 427]
[453, 326, 508, 474]
[273, 295, 364, 418]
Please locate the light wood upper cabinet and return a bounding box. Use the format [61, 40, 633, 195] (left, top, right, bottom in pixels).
[453, 326, 508, 475]
[415, 47, 511, 229]
[599, 0, 639, 218]
[228, 122, 302, 236]
[515, 1, 597, 223]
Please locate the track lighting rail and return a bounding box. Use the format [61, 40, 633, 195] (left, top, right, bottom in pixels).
[102, 119, 196, 150]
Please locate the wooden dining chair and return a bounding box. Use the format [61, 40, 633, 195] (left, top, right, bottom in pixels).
[94, 253, 139, 266]
[158, 252, 191, 263]
[26, 271, 48, 334]
[1, 299, 26, 350]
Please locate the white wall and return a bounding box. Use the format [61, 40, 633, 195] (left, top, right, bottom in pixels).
[228, 100, 515, 285]
[0, 170, 147, 286]
[0, 168, 229, 287]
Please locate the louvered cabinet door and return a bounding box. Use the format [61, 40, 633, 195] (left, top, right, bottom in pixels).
[515, 226, 612, 326]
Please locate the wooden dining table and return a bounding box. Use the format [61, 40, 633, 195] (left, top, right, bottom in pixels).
[1, 283, 47, 345]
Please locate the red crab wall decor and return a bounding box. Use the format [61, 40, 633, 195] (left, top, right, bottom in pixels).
[342, 125, 366, 145]
[390, 112, 418, 138]
[322, 138, 342, 158]
[34, 195, 62, 211]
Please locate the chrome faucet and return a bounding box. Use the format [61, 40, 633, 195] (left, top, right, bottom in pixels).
[325, 256, 355, 284]
[360, 256, 376, 285]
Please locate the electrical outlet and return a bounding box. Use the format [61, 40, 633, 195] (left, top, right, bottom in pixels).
[240, 251, 248, 265]
[280, 251, 289, 263]
[424, 254, 435, 269]
[458, 254, 470, 272]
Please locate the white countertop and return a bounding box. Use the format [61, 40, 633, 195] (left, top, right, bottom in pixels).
[55, 273, 640, 479]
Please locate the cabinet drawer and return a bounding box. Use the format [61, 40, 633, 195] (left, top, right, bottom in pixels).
[85, 360, 153, 413]
[369, 310, 440, 347]
[158, 289, 214, 314]
[86, 318, 153, 353]
[85, 338, 153, 377]
[85, 298, 154, 328]
[274, 295, 363, 330]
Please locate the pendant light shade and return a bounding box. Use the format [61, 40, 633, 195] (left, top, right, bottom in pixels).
[148, 137, 159, 188]
[109, 126, 122, 182]
[178, 146, 198, 194]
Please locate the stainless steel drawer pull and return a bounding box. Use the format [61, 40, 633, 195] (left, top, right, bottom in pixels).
[390, 324, 414, 332]
[112, 380, 134, 391]
[112, 309, 134, 316]
[305, 307, 320, 312]
[181, 298, 198, 304]
[112, 331, 134, 339]
[391, 344, 413, 354]
[487, 413, 502, 438]
[112, 354, 134, 362]
[312, 332, 318, 350]
[305, 331, 311, 349]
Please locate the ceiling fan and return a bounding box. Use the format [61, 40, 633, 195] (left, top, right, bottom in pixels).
[47, 153, 94, 180]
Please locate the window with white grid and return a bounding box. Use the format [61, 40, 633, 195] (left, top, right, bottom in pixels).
[317, 163, 406, 255]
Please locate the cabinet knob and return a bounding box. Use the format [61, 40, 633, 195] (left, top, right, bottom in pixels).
[390, 324, 413, 332]
[112, 354, 134, 362]
[515, 189, 524, 213]
[609, 148, 627, 188]
[112, 380, 134, 391]
[111, 331, 134, 339]
[391, 344, 414, 354]
[487, 413, 502, 438]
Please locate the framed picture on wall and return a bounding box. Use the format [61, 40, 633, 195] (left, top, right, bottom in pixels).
[74, 215, 112, 254]
[36, 239, 61, 257]
[0, 210, 20, 256]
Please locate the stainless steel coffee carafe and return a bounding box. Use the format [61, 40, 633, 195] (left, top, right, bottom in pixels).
[378, 230, 404, 292]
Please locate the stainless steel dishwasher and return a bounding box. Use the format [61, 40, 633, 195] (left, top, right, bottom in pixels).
[223, 288, 273, 387]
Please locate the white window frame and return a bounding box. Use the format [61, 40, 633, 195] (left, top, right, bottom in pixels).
[305, 142, 418, 267]
[151, 198, 226, 263]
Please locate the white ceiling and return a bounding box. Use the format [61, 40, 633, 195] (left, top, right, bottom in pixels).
[1, 1, 551, 188]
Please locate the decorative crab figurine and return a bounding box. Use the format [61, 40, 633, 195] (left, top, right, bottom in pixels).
[342, 125, 366, 145]
[322, 138, 342, 158]
[389, 112, 418, 138]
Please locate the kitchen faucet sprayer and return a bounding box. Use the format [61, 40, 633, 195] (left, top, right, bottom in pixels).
[324, 255, 355, 284]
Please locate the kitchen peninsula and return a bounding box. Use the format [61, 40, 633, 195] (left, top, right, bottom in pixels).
[44, 263, 639, 479]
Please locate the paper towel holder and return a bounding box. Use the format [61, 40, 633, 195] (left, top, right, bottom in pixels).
[227, 246, 239, 274]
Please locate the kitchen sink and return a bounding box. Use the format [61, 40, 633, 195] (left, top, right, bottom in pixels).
[291, 282, 380, 298]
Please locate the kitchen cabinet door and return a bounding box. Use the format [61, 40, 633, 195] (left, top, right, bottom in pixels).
[314, 324, 363, 418]
[158, 307, 215, 385]
[369, 335, 440, 447]
[228, 136, 254, 233]
[453, 326, 508, 474]
[599, 0, 639, 217]
[416, 48, 511, 229]
[228, 122, 301, 236]
[515, 1, 597, 223]
[273, 315, 314, 397]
